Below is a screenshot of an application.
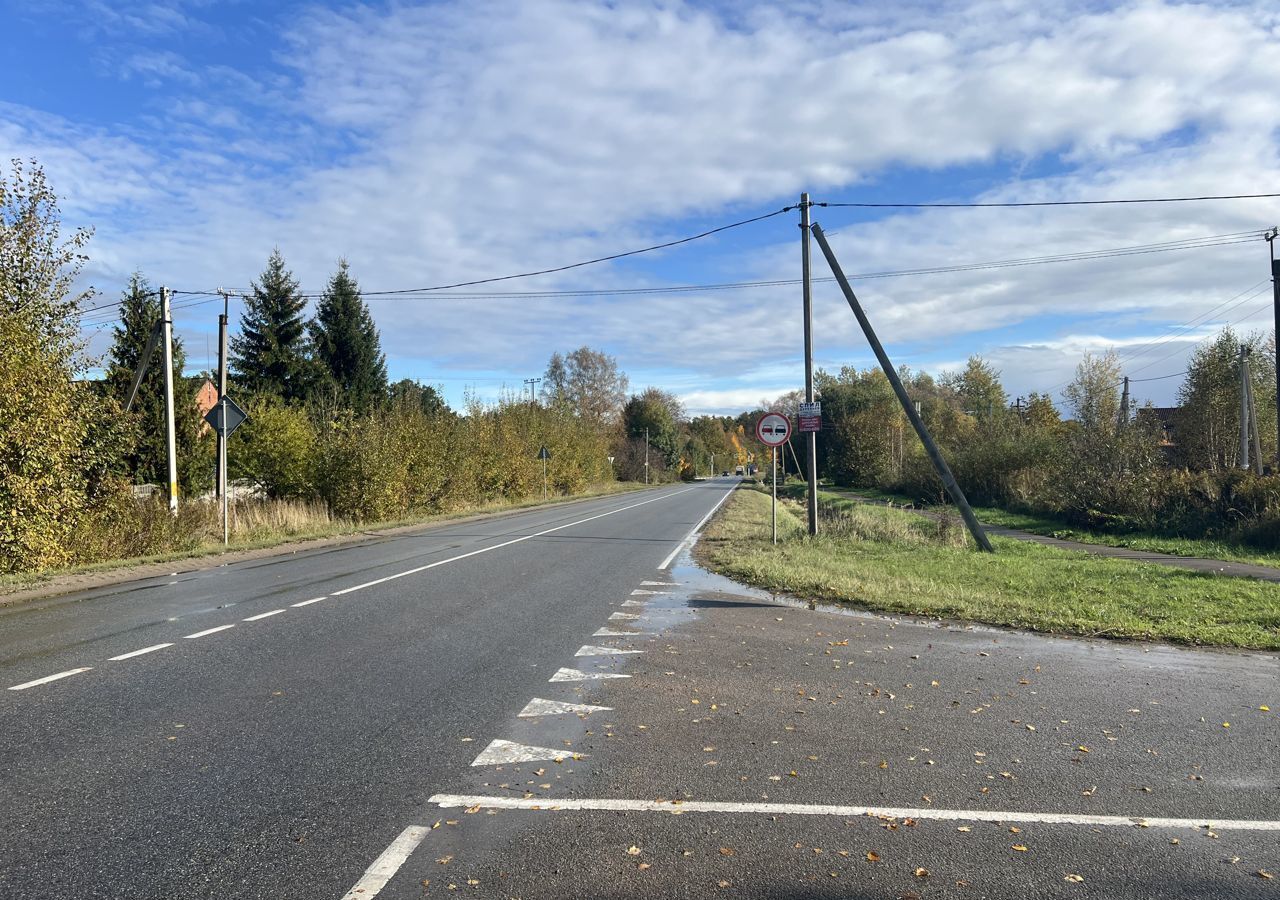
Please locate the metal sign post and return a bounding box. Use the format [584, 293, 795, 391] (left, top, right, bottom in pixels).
[755, 412, 791, 545]
[772, 446, 778, 544]
[538, 445, 552, 499]
[204, 395, 249, 545]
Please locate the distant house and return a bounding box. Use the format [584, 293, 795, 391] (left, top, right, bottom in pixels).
[195, 378, 219, 432]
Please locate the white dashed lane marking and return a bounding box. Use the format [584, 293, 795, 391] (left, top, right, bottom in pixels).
[630, 589, 668, 596]
[593, 628, 645, 637]
[290, 597, 326, 607]
[641, 580, 678, 586]
[471, 739, 582, 766]
[242, 609, 286, 622]
[183, 624, 236, 639]
[108, 643, 173, 661]
[7, 668, 94, 691]
[608, 612, 640, 621]
[620, 600, 648, 607]
[330, 487, 696, 597]
[574, 645, 643, 657]
[549, 667, 630, 682]
[518, 698, 612, 717]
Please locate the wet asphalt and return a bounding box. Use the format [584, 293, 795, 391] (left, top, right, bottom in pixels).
[2, 479, 1278, 899]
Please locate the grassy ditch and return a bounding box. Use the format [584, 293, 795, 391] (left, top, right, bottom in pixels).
[0, 481, 648, 598]
[826, 483, 1280, 569]
[696, 487, 1280, 650]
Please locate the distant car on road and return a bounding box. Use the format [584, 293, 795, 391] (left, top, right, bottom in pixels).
[721, 471, 729, 477]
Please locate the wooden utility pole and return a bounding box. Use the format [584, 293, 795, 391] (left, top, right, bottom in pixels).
[161, 286, 178, 515]
[810, 223, 993, 552]
[799, 193, 818, 536]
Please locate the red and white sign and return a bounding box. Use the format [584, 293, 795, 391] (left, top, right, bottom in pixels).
[755, 412, 791, 447]
[797, 401, 822, 433]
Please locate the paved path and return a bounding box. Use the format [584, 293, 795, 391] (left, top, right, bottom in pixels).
[3, 479, 1277, 899]
[833, 490, 1280, 583]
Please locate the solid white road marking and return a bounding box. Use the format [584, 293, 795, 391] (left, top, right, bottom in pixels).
[641, 580, 678, 586]
[575, 645, 643, 657]
[331, 487, 697, 597]
[608, 612, 641, 621]
[243, 609, 285, 621]
[8, 667, 94, 691]
[630, 589, 669, 596]
[593, 628, 645, 637]
[659, 483, 737, 569]
[290, 597, 326, 607]
[183, 624, 236, 639]
[518, 698, 613, 717]
[427, 795, 1280, 831]
[108, 643, 173, 661]
[472, 739, 584, 766]
[339, 825, 431, 900]
[549, 667, 630, 682]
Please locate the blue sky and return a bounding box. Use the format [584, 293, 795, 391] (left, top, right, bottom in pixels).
[4, 0, 1280, 415]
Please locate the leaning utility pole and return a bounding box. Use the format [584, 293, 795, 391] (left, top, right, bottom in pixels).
[810, 223, 994, 553]
[799, 193, 818, 536]
[1239, 344, 1251, 470]
[1118, 377, 1130, 427]
[1269, 227, 1279, 462]
[161, 286, 179, 515]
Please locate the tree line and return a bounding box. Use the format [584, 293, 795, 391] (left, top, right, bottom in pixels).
[780, 338, 1280, 546]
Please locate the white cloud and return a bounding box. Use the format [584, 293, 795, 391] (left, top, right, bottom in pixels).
[5, 0, 1280, 412]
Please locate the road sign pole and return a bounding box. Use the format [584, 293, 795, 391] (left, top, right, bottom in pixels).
[543, 455, 547, 500]
[221, 396, 229, 545]
[772, 446, 778, 545]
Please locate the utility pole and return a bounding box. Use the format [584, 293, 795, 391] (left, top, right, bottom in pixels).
[217, 290, 230, 543]
[216, 290, 229, 502]
[524, 377, 541, 401]
[1247, 361, 1263, 475]
[810, 223, 994, 552]
[1014, 396, 1024, 423]
[1118, 377, 1130, 427]
[161, 286, 178, 515]
[799, 192, 818, 536]
[1239, 344, 1251, 470]
[1268, 227, 1279, 462]
[644, 428, 650, 485]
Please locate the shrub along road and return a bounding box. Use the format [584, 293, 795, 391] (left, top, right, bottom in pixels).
[2, 481, 1276, 898]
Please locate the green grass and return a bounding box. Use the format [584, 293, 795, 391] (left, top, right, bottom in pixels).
[819, 482, 1280, 569]
[697, 487, 1280, 650]
[0, 481, 650, 598]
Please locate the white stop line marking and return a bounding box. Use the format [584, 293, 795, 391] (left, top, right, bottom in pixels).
[426, 794, 1280, 831]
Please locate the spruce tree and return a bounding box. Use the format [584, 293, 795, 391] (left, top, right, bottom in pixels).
[231, 249, 310, 402]
[308, 259, 387, 413]
[104, 272, 205, 489]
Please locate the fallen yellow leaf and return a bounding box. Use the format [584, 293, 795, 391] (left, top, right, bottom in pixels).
[914, 867, 930, 877]
[1064, 873, 1084, 883]
[1012, 845, 1029, 852]
[626, 846, 641, 856]
[866, 851, 880, 862]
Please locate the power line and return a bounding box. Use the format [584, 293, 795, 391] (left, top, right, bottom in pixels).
[1114, 280, 1271, 368]
[1126, 295, 1275, 378]
[820, 192, 1280, 209]
[168, 229, 1265, 303]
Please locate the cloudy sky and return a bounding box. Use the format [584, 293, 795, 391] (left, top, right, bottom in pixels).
[3, 0, 1279, 414]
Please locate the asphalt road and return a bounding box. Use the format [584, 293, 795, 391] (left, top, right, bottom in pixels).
[3, 478, 1278, 899]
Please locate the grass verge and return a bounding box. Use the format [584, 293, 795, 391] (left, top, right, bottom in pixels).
[696, 487, 1280, 650]
[0, 481, 650, 599]
[824, 483, 1280, 569]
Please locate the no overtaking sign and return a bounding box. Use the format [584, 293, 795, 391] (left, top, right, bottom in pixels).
[755, 412, 791, 447]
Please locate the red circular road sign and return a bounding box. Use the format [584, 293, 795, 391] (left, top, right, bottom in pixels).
[755, 412, 791, 447]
